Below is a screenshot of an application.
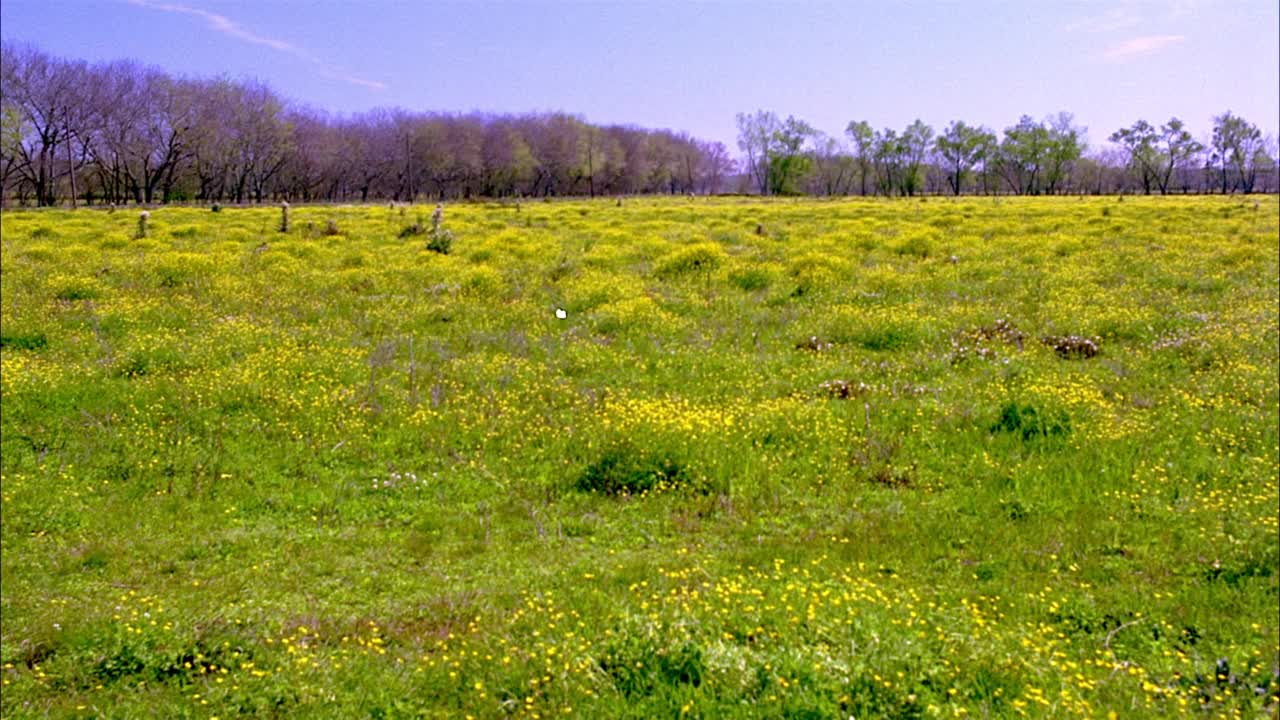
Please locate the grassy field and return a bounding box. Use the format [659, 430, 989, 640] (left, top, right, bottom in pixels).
[1, 196, 1277, 718]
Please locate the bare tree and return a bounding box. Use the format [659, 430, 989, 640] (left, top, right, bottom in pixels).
[1, 43, 87, 205]
[808, 133, 852, 196]
[736, 110, 779, 195]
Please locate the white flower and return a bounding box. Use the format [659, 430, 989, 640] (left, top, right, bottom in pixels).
[555, 308, 567, 319]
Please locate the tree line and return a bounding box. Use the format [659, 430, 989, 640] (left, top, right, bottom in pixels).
[0, 43, 734, 207]
[738, 110, 1277, 197]
[1, 42, 1275, 207]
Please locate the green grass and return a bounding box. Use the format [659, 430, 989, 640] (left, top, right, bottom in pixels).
[1, 196, 1277, 718]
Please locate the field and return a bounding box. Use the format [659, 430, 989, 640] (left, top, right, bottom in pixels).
[1, 196, 1277, 718]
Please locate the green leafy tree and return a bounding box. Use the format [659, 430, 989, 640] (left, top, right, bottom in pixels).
[997, 116, 1051, 195]
[767, 115, 815, 196]
[1043, 112, 1085, 194]
[934, 120, 995, 195]
[736, 111, 814, 195]
[871, 128, 900, 196]
[897, 119, 934, 196]
[1154, 118, 1202, 194]
[1211, 111, 1264, 193]
[1110, 120, 1161, 194]
[845, 120, 874, 195]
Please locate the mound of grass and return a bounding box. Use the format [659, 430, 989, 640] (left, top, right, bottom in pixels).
[850, 323, 916, 352]
[598, 635, 705, 697]
[727, 266, 773, 291]
[654, 243, 725, 278]
[0, 332, 48, 351]
[991, 402, 1071, 440]
[53, 282, 100, 302]
[892, 232, 935, 258]
[577, 445, 694, 496]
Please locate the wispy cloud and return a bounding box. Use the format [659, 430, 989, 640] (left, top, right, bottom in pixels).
[127, 0, 386, 90]
[1101, 34, 1186, 62]
[1065, 7, 1143, 33]
[1067, 0, 1206, 33]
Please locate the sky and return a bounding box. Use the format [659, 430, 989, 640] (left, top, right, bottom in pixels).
[2, 0, 1277, 151]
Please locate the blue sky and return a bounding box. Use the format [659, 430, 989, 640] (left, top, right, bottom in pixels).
[3, 0, 1277, 150]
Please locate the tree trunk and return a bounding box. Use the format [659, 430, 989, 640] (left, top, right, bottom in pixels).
[66, 138, 77, 208]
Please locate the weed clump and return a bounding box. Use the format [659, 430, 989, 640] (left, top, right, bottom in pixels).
[398, 221, 425, 238]
[951, 319, 1024, 364]
[796, 335, 833, 352]
[114, 354, 153, 379]
[850, 434, 916, 488]
[426, 227, 453, 254]
[820, 379, 872, 399]
[403, 204, 453, 253]
[991, 402, 1070, 440]
[1041, 334, 1100, 359]
[577, 445, 694, 496]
